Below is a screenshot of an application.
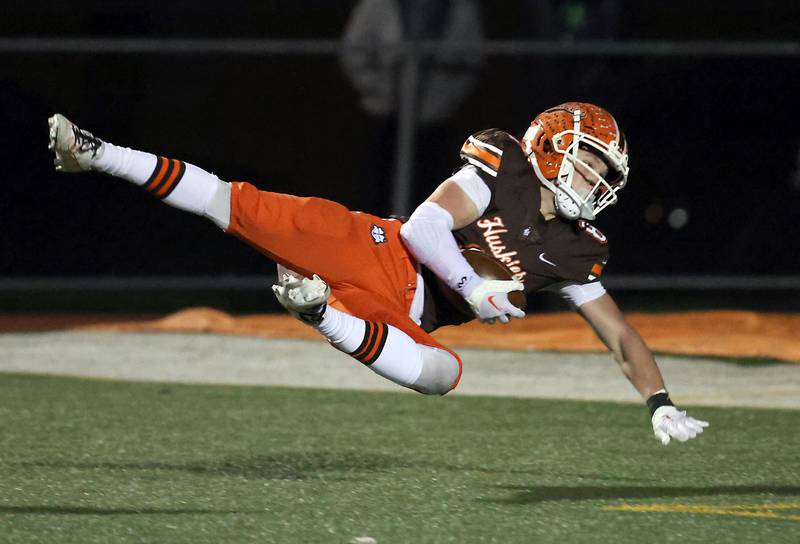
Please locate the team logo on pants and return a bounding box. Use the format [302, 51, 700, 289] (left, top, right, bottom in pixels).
[371, 225, 386, 244]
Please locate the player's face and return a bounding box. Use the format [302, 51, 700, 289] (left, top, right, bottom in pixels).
[572, 149, 610, 194]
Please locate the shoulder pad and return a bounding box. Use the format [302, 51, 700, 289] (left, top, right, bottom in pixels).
[459, 129, 517, 178]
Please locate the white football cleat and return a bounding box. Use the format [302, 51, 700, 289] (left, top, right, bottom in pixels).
[48, 113, 105, 172]
[272, 273, 331, 325]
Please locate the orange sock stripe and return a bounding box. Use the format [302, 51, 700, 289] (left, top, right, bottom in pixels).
[143, 157, 169, 192]
[360, 323, 388, 366]
[351, 321, 376, 360]
[154, 159, 186, 199]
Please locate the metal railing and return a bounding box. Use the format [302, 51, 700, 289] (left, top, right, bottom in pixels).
[2, 38, 799, 56]
[1, 275, 799, 292]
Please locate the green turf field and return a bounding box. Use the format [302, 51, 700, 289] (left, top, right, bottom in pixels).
[1, 374, 798, 543]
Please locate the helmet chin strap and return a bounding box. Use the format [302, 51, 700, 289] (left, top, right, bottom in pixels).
[553, 189, 581, 220]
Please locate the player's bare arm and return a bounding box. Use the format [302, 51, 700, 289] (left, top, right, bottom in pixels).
[577, 293, 709, 445]
[425, 179, 481, 229]
[578, 293, 666, 397]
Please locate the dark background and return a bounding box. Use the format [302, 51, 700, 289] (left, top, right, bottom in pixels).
[1, 0, 799, 311]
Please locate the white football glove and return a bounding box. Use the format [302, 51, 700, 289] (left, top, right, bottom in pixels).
[651, 406, 709, 446]
[465, 279, 525, 324]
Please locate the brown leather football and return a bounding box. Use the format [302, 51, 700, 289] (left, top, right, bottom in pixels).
[461, 248, 526, 310]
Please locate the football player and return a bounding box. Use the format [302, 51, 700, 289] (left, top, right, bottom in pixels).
[48, 102, 707, 445]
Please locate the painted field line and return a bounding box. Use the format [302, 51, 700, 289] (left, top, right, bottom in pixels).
[603, 503, 800, 522]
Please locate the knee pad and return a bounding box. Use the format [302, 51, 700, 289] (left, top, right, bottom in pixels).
[412, 346, 461, 396]
[203, 179, 231, 229]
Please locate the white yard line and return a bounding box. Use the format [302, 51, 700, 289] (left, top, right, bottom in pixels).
[1, 332, 798, 409]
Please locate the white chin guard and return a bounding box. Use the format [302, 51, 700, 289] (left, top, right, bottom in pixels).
[554, 189, 595, 221]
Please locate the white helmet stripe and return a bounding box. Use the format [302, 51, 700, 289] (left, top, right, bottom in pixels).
[467, 136, 503, 157]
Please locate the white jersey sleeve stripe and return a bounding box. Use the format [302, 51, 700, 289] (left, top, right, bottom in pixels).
[468, 135, 503, 156]
[460, 137, 501, 177]
[463, 156, 498, 177]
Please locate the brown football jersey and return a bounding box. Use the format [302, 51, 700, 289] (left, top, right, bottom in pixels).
[419, 129, 610, 332]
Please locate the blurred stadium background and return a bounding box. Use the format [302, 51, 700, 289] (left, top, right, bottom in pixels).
[2, 0, 799, 315]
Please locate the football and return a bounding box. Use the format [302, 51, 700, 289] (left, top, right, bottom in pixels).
[461, 248, 527, 310]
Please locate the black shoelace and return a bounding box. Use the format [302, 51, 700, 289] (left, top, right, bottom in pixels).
[71, 125, 102, 157]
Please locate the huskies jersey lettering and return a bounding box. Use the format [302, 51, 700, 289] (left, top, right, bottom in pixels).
[420, 129, 610, 332]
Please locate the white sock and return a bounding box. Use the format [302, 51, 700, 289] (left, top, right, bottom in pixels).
[94, 142, 157, 185]
[318, 305, 366, 353]
[94, 142, 230, 229]
[316, 306, 425, 389]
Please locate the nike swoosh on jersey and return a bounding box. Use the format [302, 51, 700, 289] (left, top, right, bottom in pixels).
[538, 252, 557, 267]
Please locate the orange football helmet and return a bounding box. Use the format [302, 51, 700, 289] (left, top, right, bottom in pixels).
[521, 102, 629, 220]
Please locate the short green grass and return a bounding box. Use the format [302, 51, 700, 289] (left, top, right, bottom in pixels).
[1, 374, 798, 543]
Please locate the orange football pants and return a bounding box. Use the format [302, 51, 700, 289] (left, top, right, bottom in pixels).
[225, 181, 462, 376]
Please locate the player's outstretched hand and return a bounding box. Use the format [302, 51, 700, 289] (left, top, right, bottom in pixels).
[651, 406, 709, 445]
[465, 279, 525, 324]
